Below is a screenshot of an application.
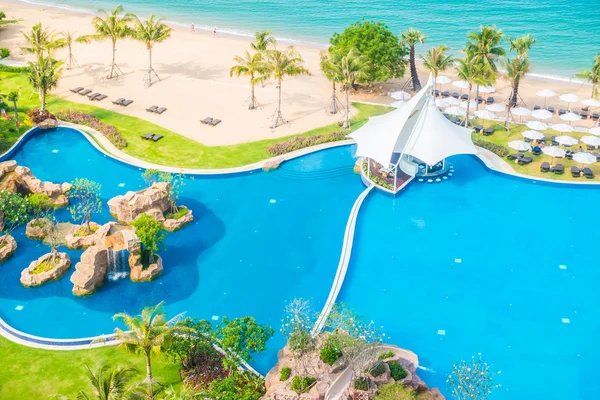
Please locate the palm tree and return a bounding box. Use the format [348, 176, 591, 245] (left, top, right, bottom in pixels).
[575, 55, 600, 98]
[112, 302, 181, 399]
[58, 30, 91, 70]
[7, 91, 19, 131]
[339, 49, 368, 128]
[91, 5, 133, 79]
[466, 25, 505, 74]
[508, 34, 536, 58]
[131, 14, 172, 87]
[400, 28, 426, 91]
[503, 56, 532, 127]
[250, 30, 275, 52]
[21, 23, 61, 57]
[319, 47, 344, 114]
[27, 55, 63, 112]
[230, 50, 268, 110]
[420, 45, 454, 95]
[455, 54, 489, 127]
[57, 363, 140, 400]
[262, 46, 310, 128]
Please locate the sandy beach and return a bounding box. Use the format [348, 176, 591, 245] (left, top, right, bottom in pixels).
[0, 1, 596, 147]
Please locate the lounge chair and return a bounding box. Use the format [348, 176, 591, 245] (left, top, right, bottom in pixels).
[582, 106, 590, 112]
[150, 134, 163, 142]
[486, 97, 495, 104]
[209, 119, 221, 126]
[580, 112, 589, 119]
[201, 117, 213, 125]
[553, 164, 564, 174]
[518, 156, 533, 165]
[434, 89, 441, 97]
[87, 93, 101, 100]
[70, 87, 84, 93]
[79, 89, 92, 96]
[141, 133, 154, 140]
[121, 99, 133, 106]
[460, 93, 469, 100]
[474, 125, 483, 133]
[583, 168, 594, 179]
[593, 113, 600, 121]
[558, 109, 567, 115]
[483, 127, 495, 136]
[476, 96, 484, 104]
[571, 166, 581, 177]
[451, 92, 459, 99]
[592, 152, 600, 161]
[551, 136, 559, 146]
[546, 107, 555, 114]
[112, 98, 125, 105]
[532, 146, 542, 155]
[442, 91, 450, 97]
[533, 105, 541, 111]
[146, 105, 158, 113]
[540, 162, 550, 172]
[507, 153, 524, 160]
[566, 150, 574, 160]
[95, 94, 107, 101]
[155, 107, 167, 114]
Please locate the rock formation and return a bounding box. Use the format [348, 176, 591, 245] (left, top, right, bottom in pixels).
[262, 158, 284, 171]
[70, 245, 109, 296]
[130, 253, 163, 282]
[163, 208, 194, 232]
[0, 160, 71, 207]
[20, 252, 71, 287]
[25, 218, 53, 240]
[65, 222, 112, 249]
[37, 118, 58, 129]
[0, 234, 17, 263]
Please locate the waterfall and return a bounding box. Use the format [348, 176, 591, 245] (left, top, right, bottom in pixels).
[107, 249, 129, 281]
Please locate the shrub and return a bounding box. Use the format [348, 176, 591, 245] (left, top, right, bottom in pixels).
[30, 258, 60, 274]
[373, 383, 416, 400]
[388, 361, 408, 381]
[0, 65, 27, 73]
[55, 110, 127, 149]
[370, 361, 387, 377]
[279, 366, 291, 381]
[181, 342, 227, 389]
[290, 376, 316, 394]
[73, 224, 98, 237]
[320, 345, 342, 365]
[362, 160, 393, 190]
[473, 139, 509, 157]
[0, 48, 9, 58]
[354, 377, 369, 391]
[378, 351, 395, 360]
[267, 131, 347, 156]
[164, 206, 187, 220]
[27, 109, 56, 124]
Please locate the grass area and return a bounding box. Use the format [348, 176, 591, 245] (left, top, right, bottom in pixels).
[472, 118, 600, 181]
[0, 70, 392, 169]
[73, 224, 98, 237]
[0, 335, 181, 399]
[165, 206, 188, 220]
[29, 258, 58, 274]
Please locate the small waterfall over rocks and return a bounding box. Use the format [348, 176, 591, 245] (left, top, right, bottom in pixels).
[107, 249, 129, 281]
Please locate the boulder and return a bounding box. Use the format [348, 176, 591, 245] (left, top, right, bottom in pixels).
[107, 182, 171, 224]
[262, 158, 284, 171]
[162, 207, 194, 232]
[0, 160, 17, 176]
[26, 218, 53, 240]
[130, 253, 163, 282]
[38, 118, 58, 129]
[0, 162, 70, 207]
[0, 234, 17, 263]
[70, 245, 109, 296]
[20, 252, 71, 287]
[65, 222, 111, 249]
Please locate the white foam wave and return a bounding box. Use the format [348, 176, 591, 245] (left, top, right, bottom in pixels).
[417, 365, 436, 373]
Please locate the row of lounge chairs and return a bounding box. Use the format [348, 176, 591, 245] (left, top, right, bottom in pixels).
[70, 87, 107, 101]
[141, 133, 163, 142]
[532, 105, 599, 120]
[540, 162, 564, 174]
[146, 105, 167, 114]
[434, 90, 495, 104]
[112, 98, 134, 107]
[507, 153, 533, 165]
[201, 117, 221, 126]
[571, 166, 594, 178]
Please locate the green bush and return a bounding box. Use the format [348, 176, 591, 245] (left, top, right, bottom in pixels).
[354, 377, 369, 391]
[473, 139, 509, 157]
[369, 361, 387, 377]
[388, 361, 408, 381]
[0, 65, 27, 73]
[320, 345, 342, 366]
[290, 376, 316, 394]
[279, 367, 291, 381]
[373, 383, 416, 400]
[0, 48, 9, 58]
[362, 160, 393, 190]
[378, 351, 395, 360]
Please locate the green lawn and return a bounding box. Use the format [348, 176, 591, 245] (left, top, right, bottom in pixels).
[473, 119, 600, 181]
[0, 335, 181, 399]
[0, 70, 392, 169]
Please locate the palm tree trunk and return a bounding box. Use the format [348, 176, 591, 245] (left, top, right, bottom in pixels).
[475, 85, 481, 111]
[109, 39, 117, 79]
[148, 47, 153, 86]
[331, 82, 337, 114]
[410, 46, 421, 91]
[145, 353, 153, 399]
[40, 89, 45, 112]
[511, 79, 520, 107]
[271, 79, 283, 128]
[250, 81, 255, 110]
[343, 86, 350, 129]
[464, 86, 471, 128]
[12, 100, 18, 123]
[68, 44, 72, 70]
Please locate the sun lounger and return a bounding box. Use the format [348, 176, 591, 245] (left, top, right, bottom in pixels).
[580, 112, 589, 119]
[518, 156, 533, 165]
[533, 105, 541, 111]
[141, 133, 154, 140]
[442, 91, 450, 98]
[79, 89, 92, 96]
[150, 134, 163, 142]
[476, 96, 484, 104]
[121, 99, 133, 106]
[434, 89, 441, 97]
[558, 109, 567, 115]
[593, 113, 600, 121]
[507, 153, 524, 160]
[592, 152, 600, 161]
[95, 94, 107, 101]
[88, 93, 101, 100]
[553, 164, 564, 174]
[546, 107, 555, 114]
[474, 125, 483, 133]
[70, 87, 84, 93]
[571, 166, 581, 177]
[209, 119, 221, 126]
[583, 168, 594, 178]
[551, 136, 559, 146]
[540, 162, 550, 172]
[146, 105, 158, 113]
[112, 98, 125, 105]
[155, 107, 167, 114]
[451, 92, 460, 99]
[483, 127, 495, 136]
[201, 117, 213, 125]
[486, 97, 495, 104]
[460, 94, 469, 100]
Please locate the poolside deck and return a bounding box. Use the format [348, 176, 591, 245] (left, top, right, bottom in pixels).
[366, 158, 413, 193]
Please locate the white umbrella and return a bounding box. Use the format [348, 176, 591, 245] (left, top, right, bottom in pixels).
[531, 109, 553, 120]
[559, 112, 582, 123]
[542, 146, 566, 165]
[445, 97, 460, 106]
[521, 130, 545, 141]
[552, 124, 574, 133]
[555, 135, 578, 146]
[390, 101, 405, 108]
[573, 152, 597, 166]
[582, 98, 600, 107]
[527, 121, 549, 131]
[508, 140, 531, 152]
[590, 127, 600, 136]
[460, 100, 478, 109]
[486, 103, 506, 112]
[452, 80, 469, 89]
[478, 85, 496, 93]
[511, 107, 532, 116]
[560, 93, 579, 110]
[446, 107, 466, 116]
[435, 98, 450, 107]
[581, 136, 600, 147]
[391, 91, 411, 101]
[435, 76, 452, 85]
[537, 89, 556, 107]
[474, 109, 496, 119]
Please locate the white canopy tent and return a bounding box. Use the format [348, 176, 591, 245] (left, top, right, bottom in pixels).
[349, 75, 477, 187]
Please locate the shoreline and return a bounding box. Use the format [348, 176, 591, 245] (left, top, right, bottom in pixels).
[3, 0, 594, 85]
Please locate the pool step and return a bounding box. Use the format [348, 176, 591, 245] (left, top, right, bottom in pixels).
[274, 166, 354, 180]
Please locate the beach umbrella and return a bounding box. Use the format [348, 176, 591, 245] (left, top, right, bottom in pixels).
[555, 135, 578, 146]
[590, 127, 600, 136]
[486, 103, 506, 112]
[391, 91, 411, 101]
[559, 112, 582, 124]
[390, 101, 405, 108]
[536, 89, 556, 107]
[508, 140, 531, 152]
[445, 97, 460, 106]
[452, 80, 469, 89]
[581, 136, 600, 147]
[521, 130, 545, 141]
[542, 146, 566, 164]
[435, 98, 450, 108]
[474, 109, 496, 128]
[511, 107, 532, 122]
[478, 85, 496, 93]
[582, 98, 600, 107]
[552, 124, 574, 133]
[435, 76, 451, 85]
[573, 152, 597, 167]
[531, 109, 553, 120]
[560, 93, 579, 110]
[445, 107, 466, 116]
[460, 100, 478, 109]
[527, 121, 549, 131]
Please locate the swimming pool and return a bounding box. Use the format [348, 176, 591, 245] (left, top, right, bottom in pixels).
[1, 127, 598, 399]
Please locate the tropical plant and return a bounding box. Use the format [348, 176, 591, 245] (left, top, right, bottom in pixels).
[280, 298, 317, 377]
[373, 383, 416, 400]
[250, 30, 275, 52]
[230, 50, 268, 110]
[57, 363, 140, 400]
[91, 5, 133, 79]
[338, 48, 368, 128]
[21, 22, 61, 56]
[68, 178, 102, 234]
[330, 20, 406, 83]
[131, 14, 172, 87]
[140, 169, 185, 215]
[6, 90, 19, 130]
[26, 54, 63, 112]
[447, 353, 499, 400]
[400, 28, 426, 91]
[508, 33, 536, 58]
[466, 25, 506, 75]
[58, 30, 91, 70]
[319, 47, 344, 114]
[130, 213, 166, 266]
[575, 55, 600, 98]
[455, 53, 489, 127]
[197, 371, 265, 400]
[0, 190, 30, 246]
[215, 316, 274, 372]
[420, 45, 454, 95]
[112, 302, 183, 399]
[503, 56, 531, 109]
[262, 46, 310, 128]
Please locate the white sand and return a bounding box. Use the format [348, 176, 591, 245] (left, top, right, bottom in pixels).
[0, 1, 596, 147]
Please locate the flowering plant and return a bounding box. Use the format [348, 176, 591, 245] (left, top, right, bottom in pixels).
[55, 110, 127, 149]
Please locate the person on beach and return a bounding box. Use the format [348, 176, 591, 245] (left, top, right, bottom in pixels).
[190, 23, 195, 33]
[213, 26, 217, 37]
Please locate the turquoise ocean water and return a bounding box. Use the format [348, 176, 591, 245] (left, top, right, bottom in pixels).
[14, 0, 600, 80]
